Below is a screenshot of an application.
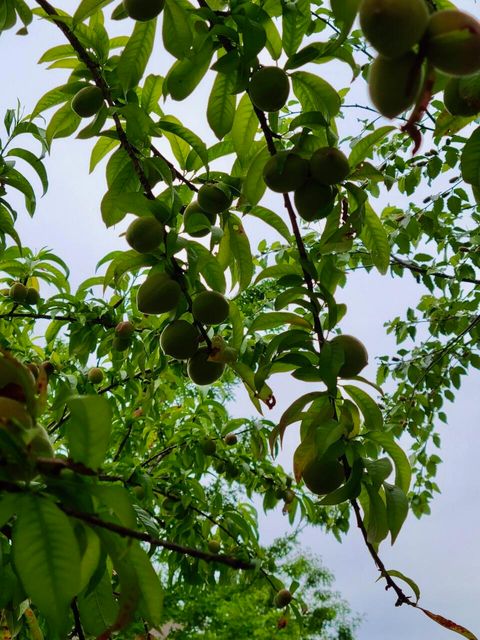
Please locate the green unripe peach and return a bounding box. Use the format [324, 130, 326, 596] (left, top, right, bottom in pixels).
[115, 320, 135, 339]
[24, 288, 40, 306]
[274, 589, 292, 608]
[443, 77, 480, 116]
[368, 52, 422, 118]
[112, 336, 131, 352]
[310, 147, 350, 185]
[126, 217, 164, 253]
[29, 426, 54, 458]
[160, 320, 200, 360]
[249, 67, 290, 112]
[9, 282, 28, 303]
[87, 367, 104, 385]
[263, 152, 309, 193]
[197, 183, 233, 215]
[183, 200, 216, 237]
[330, 334, 368, 378]
[359, 0, 429, 58]
[132, 485, 145, 499]
[123, 0, 165, 21]
[192, 291, 229, 325]
[202, 438, 217, 455]
[137, 273, 182, 315]
[71, 86, 104, 118]
[208, 539, 221, 554]
[302, 456, 345, 495]
[0, 397, 33, 431]
[424, 10, 480, 76]
[293, 180, 336, 221]
[187, 348, 225, 385]
[223, 432, 237, 446]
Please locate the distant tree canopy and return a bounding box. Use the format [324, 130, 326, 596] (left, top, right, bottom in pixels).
[0, 0, 479, 639]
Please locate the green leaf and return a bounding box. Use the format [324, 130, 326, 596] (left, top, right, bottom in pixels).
[365, 484, 389, 544]
[65, 395, 112, 469]
[247, 205, 291, 242]
[2, 168, 36, 215]
[7, 148, 48, 195]
[186, 240, 226, 293]
[118, 19, 156, 92]
[320, 458, 363, 505]
[365, 432, 411, 494]
[231, 93, 258, 163]
[282, 0, 311, 57]
[460, 125, 480, 186]
[228, 216, 253, 292]
[0, 493, 17, 527]
[158, 118, 209, 169]
[330, 0, 361, 38]
[348, 126, 395, 168]
[381, 569, 420, 603]
[360, 203, 390, 275]
[73, 0, 114, 24]
[130, 544, 164, 627]
[162, 0, 193, 59]
[31, 82, 85, 118]
[101, 191, 154, 226]
[90, 135, 119, 172]
[207, 72, 236, 140]
[384, 482, 408, 545]
[77, 570, 119, 636]
[254, 263, 302, 284]
[250, 312, 311, 332]
[241, 144, 270, 206]
[291, 71, 341, 119]
[46, 102, 81, 145]
[141, 74, 163, 113]
[13, 495, 80, 631]
[165, 42, 214, 101]
[343, 384, 383, 431]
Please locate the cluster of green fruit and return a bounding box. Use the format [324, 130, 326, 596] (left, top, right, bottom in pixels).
[2, 282, 41, 306]
[361, 0, 480, 118]
[123, 0, 165, 22]
[263, 147, 350, 222]
[182, 182, 233, 238]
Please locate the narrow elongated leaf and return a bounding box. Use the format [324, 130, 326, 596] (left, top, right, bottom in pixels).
[77, 570, 119, 636]
[73, 0, 114, 24]
[360, 203, 390, 275]
[90, 135, 119, 172]
[460, 125, 480, 186]
[365, 484, 389, 544]
[7, 148, 48, 194]
[282, 0, 311, 56]
[418, 608, 478, 640]
[129, 544, 163, 627]
[66, 395, 112, 469]
[118, 20, 156, 92]
[158, 118, 208, 168]
[366, 432, 411, 494]
[348, 126, 395, 167]
[166, 43, 213, 101]
[228, 217, 253, 292]
[13, 495, 80, 631]
[242, 144, 270, 205]
[291, 71, 341, 119]
[343, 384, 383, 431]
[381, 569, 420, 603]
[141, 74, 163, 113]
[207, 72, 236, 140]
[162, 0, 193, 59]
[231, 93, 258, 163]
[46, 102, 81, 144]
[255, 263, 302, 284]
[0, 493, 17, 527]
[250, 312, 311, 332]
[247, 205, 291, 242]
[384, 482, 409, 544]
[320, 458, 363, 505]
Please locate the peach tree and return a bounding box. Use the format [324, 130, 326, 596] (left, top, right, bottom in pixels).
[0, 0, 479, 638]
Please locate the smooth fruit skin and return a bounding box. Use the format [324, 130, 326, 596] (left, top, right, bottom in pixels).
[88, 367, 104, 384]
[197, 183, 232, 215]
[425, 10, 480, 76]
[263, 152, 309, 193]
[192, 291, 229, 325]
[126, 217, 164, 253]
[368, 52, 422, 118]
[302, 457, 345, 495]
[123, 0, 165, 21]
[359, 0, 429, 58]
[137, 273, 182, 315]
[9, 283, 28, 303]
[249, 67, 290, 112]
[71, 86, 104, 118]
[183, 201, 216, 237]
[187, 348, 225, 385]
[160, 320, 200, 360]
[274, 589, 292, 608]
[310, 147, 350, 185]
[293, 180, 336, 221]
[330, 334, 368, 378]
[443, 76, 480, 116]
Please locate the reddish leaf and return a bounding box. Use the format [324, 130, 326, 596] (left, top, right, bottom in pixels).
[418, 607, 478, 640]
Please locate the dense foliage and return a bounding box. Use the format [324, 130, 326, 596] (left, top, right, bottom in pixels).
[0, 0, 479, 638]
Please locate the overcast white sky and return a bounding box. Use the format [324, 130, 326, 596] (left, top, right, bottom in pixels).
[1, 2, 479, 638]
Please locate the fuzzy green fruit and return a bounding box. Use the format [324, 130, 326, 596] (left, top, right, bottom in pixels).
[223, 432, 237, 446]
[126, 217, 164, 253]
[87, 367, 104, 385]
[112, 336, 131, 352]
[368, 52, 422, 118]
[160, 320, 200, 360]
[208, 539, 221, 554]
[274, 589, 292, 608]
[71, 86, 104, 118]
[0, 397, 33, 431]
[330, 334, 368, 378]
[197, 183, 232, 215]
[183, 201, 216, 237]
[115, 320, 135, 339]
[192, 291, 229, 325]
[293, 180, 336, 221]
[187, 348, 225, 385]
[310, 147, 350, 185]
[29, 426, 54, 458]
[249, 67, 290, 112]
[302, 457, 345, 495]
[443, 73, 480, 117]
[425, 10, 480, 76]
[9, 283, 28, 303]
[202, 438, 217, 455]
[123, 0, 165, 21]
[24, 288, 40, 306]
[263, 152, 309, 193]
[137, 273, 182, 315]
[359, 0, 429, 58]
